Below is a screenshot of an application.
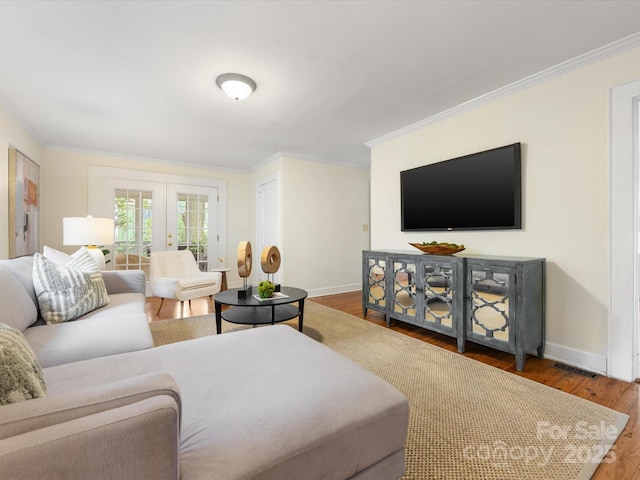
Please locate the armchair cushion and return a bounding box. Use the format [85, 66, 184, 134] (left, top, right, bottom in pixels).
[178, 273, 221, 290]
[0, 324, 46, 405]
[33, 248, 109, 324]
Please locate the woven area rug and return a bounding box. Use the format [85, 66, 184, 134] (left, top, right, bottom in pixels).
[150, 301, 628, 480]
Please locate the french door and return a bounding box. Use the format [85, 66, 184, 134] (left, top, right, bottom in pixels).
[166, 183, 218, 272]
[89, 167, 224, 277]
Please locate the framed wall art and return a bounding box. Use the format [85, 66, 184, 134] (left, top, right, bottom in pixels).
[8, 147, 39, 258]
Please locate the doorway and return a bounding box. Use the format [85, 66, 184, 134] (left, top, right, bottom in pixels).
[88, 166, 227, 278]
[256, 173, 282, 283]
[610, 79, 640, 382]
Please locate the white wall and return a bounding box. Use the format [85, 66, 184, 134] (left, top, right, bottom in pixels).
[0, 109, 43, 258]
[281, 156, 370, 296]
[41, 148, 250, 286]
[252, 154, 370, 296]
[370, 46, 640, 373]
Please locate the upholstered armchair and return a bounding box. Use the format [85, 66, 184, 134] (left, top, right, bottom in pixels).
[149, 250, 222, 318]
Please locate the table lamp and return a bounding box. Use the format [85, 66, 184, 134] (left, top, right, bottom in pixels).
[63, 215, 115, 270]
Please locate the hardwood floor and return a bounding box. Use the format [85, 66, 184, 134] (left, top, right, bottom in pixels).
[146, 291, 640, 479]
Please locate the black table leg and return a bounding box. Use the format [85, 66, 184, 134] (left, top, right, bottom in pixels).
[215, 301, 222, 334]
[298, 298, 305, 332]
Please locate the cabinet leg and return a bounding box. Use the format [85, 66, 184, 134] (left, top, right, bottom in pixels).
[537, 345, 544, 359]
[516, 354, 525, 372]
[363, 307, 368, 317]
[457, 337, 465, 354]
[386, 314, 391, 327]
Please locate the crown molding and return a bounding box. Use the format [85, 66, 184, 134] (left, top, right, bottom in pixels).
[366, 32, 640, 149]
[250, 150, 369, 173]
[45, 144, 248, 174]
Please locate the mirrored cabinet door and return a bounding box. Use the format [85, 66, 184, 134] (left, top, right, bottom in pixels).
[392, 259, 418, 322]
[466, 266, 515, 352]
[422, 264, 454, 329]
[363, 254, 389, 318]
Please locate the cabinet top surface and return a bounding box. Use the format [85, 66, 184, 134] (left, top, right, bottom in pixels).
[364, 249, 545, 263]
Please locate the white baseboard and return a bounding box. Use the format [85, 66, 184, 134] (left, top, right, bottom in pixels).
[225, 282, 360, 299]
[306, 284, 361, 298]
[543, 342, 607, 376]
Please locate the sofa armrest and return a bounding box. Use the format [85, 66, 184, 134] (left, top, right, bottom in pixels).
[0, 372, 181, 439]
[0, 395, 180, 480]
[102, 269, 146, 295]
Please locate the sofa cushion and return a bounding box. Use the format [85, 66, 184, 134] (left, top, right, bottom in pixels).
[24, 312, 154, 368]
[43, 326, 409, 480]
[78, 293, 146, 320]
[0, 324, 46, 405]
[33, 248, 109, 324]
[0, 266, 37, 331]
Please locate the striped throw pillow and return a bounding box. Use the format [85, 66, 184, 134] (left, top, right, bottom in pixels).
[33, 247, 109, 324]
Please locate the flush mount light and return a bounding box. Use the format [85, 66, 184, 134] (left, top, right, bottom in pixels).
[216, 73, 256, 100]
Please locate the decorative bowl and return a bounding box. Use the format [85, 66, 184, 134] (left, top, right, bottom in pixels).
[409, 242, 465, 255]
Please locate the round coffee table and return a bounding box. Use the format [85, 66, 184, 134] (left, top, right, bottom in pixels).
[213, 286, 308, 334]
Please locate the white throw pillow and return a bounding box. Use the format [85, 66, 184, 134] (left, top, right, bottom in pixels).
[33, 247, 109, 324]
[43, 245, 72, 265]
[0, 323, 46, 405]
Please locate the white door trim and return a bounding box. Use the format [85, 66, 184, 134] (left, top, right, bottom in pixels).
[256, 173, 282, 283]
[88, 165, 228, 270]
[609, 79, 640, 382]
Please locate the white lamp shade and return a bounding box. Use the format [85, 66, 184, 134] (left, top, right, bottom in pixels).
[63, 216, 115, 246]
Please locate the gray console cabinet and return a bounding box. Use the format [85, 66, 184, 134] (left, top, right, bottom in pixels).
[362, 250, 545, 371]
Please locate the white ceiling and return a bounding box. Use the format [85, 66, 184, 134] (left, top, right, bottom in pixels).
[1, 1, 640, 171]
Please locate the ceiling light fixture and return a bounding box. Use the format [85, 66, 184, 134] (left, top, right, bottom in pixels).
[216, 73, 256, 100]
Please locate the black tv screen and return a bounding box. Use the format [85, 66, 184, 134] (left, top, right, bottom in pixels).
[401, 143, 521, 231]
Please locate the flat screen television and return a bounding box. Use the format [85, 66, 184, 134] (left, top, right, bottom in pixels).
[400, 143, 521, 231]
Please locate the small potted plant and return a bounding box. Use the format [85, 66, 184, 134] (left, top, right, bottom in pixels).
[257, 280, 275, 299]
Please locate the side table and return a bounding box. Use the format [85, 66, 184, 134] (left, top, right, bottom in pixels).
[210, 267, 231, 291]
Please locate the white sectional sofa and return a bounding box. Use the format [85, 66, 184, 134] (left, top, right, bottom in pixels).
[0, 255, 153, 367]
[0, 255, 409, 479]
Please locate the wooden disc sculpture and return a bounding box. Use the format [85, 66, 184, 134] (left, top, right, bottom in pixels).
[237, 241, 252, 278]
[260, 245, 281, 274]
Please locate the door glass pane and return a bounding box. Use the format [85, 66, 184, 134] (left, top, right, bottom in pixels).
[176, 193, 209, 272]
[114, 189, 152, 278]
